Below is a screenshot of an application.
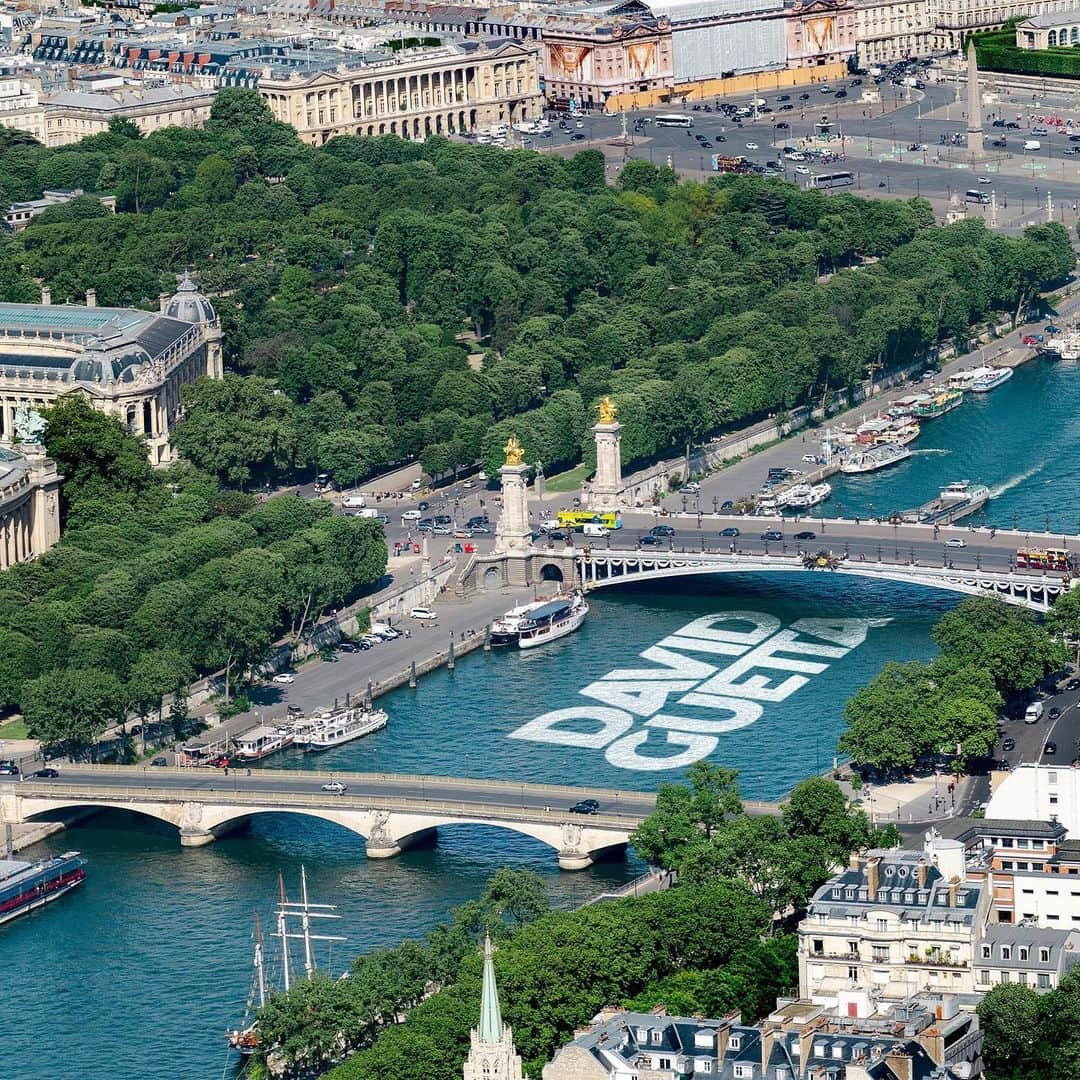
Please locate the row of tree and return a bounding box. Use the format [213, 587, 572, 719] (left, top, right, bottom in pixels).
[252, 769, 881, 1079]
[840, 595, 1069, 771]
[0, 396, 387, 753]
[0, 91, 1074, 495]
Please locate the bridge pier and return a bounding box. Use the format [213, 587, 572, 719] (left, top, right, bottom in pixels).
[180, 828, 215, 847]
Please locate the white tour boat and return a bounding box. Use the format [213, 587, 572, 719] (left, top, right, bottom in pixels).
[968, 366, 1013, 392]
[303, 705, 388, 751]
[516, 593, 589, 650]
[490, 599, 551, 646]
[839, 442, 912, 474]
[783, 482, 832, 510]
[234, 724, 295, 762]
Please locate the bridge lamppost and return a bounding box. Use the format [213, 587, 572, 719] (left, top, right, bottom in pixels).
[975, 553, 982, 571]
[877, 544, 883, 563]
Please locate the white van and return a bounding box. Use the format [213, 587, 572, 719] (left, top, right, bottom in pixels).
[583, 523, 609, 538]
[1024, 139, 1042, 151]
[342, 494, 366, 508]
[1025, 701, 1044, 724]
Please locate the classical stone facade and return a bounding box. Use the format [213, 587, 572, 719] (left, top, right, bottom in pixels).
[0, 274, 223, 466]
[854, 0, 934, 63]
[0, 445, 61, 570]
[932, 0, 1078, 49]
[785, 0, 858, 68]
[259, 40, 542, 144]
[1016, 9, 1080, 48]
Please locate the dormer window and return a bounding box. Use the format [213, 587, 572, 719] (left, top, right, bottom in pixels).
[694, 1031, 713, 1050]
[636, 1028, 649, 1043]
[1002, 946, 1012, 960]
[1041, 948, 1051, 963]
[982, 945, 992, 959]
[729, 1035, 742, 1051]
[1019, 947, 1029, 961]
[832, 1045, 843, 1059]
[651, 1029, 662, 1045]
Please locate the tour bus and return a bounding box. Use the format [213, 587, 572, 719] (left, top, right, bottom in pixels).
[1016, 548, 1073, 571]
[809, 171, 855, 189]
[654, 114, 693, 128]
[557, 510, 623, 531]
[965, 189, 991, 204]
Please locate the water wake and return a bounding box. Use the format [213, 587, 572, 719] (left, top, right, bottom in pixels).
[908, 448, 950, 456]
[989, 462, 1045, 499]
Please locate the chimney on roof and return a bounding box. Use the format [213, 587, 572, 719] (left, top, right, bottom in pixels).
[867, 856, 881, 898]
[651, 1004, 667, 1017]
[917, 858, 928, 890]
[40, 285, 51, 306]
[850, 853, 861, 872]
[85, 288, 96, 308]
[159, 291, 170, 313]
[948, 875, 959, 907]
[884, 1048, 914, 1080]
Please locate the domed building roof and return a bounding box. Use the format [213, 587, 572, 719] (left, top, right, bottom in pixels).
[164, 271, 215, 325]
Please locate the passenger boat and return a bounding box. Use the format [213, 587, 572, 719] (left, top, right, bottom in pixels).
[303, 705, 388, 751]
[875, 420, 920, 447]
[783, 482, 832, 510]
[887, 395, 927, 419]
[839, 442, 912, 474]
[234, 724, 295, 762]
[491, 599, 552, 646]
[912, 387, 963, 418]
[0, 851, 86, 926]
[968, 366, 1013, 392]
[516, 592, 589, 649]
[901, 480, 990, 525]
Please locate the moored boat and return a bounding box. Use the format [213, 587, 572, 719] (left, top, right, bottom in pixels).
[912, 387, 963, 418]
[0, 851, 86, 926]
[303, 705, 388, 751]
[517, 592, 589, 649]
[901, 480, 990, 525]
[968, 366, 1013, 392]
[490, 599, 551, 646]
[783, 482, 832, 510]
[234, 724, 295, 762]
[839, 442, 912, 474]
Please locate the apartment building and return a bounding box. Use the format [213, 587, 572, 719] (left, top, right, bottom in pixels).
[974, 925, 1080, 992]
[854, 0, 934, 62]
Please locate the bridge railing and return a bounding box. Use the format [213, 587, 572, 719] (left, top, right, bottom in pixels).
[8, 782, 646, 828]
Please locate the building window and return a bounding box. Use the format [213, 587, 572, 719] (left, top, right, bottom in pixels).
[652, 1030, 662, 1045]
[876, 919, 888, 932]
[873, 946, 889, 962]
[978, 969, 990, 984]
[848, 966, 858, 980]
[1039, 973, 1051, 989]
[982, 945, 992, 959]
[1002, 947, 1012, 960]
[1002, 971, 1010, 984]
[1020, 947, 1029, 961]
[1041, 948, 1051, 962]
[699, 1062, 713, 1074]
[729, 1036, 741, 1051]
[812, 939, 824, 955]
[734, 1066, 752, 1079]
[1019, 972, 1028, 986]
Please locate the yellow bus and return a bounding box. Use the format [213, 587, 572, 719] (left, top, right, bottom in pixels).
[557, 510, 623, 530]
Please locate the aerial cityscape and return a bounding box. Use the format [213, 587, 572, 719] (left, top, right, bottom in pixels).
[5, 0, 1080, 1076]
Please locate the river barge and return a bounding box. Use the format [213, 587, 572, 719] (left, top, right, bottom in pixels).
[0, 851, 86, 926]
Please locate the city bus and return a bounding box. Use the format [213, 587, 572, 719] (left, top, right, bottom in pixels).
[1016, 548, 1073, 571]
[557, 510, 623, 531]
[654, 114, 692, 128]
[809, 171, 855, 189]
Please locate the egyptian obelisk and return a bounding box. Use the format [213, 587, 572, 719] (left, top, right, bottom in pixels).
[966, 37, 983, 158]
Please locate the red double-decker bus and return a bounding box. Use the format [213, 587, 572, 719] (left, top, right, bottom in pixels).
[1016, 548, 1073, 571]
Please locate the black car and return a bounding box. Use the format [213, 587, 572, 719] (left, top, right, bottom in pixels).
[547, 530, 568, 541]
[569, 798, 600, 814]
[1002, 737, 1016, 752]
[30, 767, 59, 779]
[761, 530, 783, 541]
[850, 78, 862, 86]
[639, 534, 663, 546]
[794, 531, 817, 541]
[571, 132, 586, 141]
[151, 756, 168, 767]
[417, 501, 430, 511]
[338, 641, 359, 653]
[991, 139, 1007, 148]
[720, 500, 734, 511]
[0, 763, 18, 775]
[651, 524, 676, 537]
[1049, 706, 1062, 720]
[1045, 741, 1058, 756]
[775, 122, 789, 129]
[320, 651, 340, 663]
[799, 93, 810, 100]
[780, 104, 794, 111]
[715, 134, 727, 142]
[834, 90, 847, 99]
[433, 514, 452, 525]
[777, 93, 790, 101]
[1067, 678, 1080, 691]
[721, 527, 741, 537]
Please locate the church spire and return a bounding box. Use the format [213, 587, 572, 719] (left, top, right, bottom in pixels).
[479, 932, 503, 1044]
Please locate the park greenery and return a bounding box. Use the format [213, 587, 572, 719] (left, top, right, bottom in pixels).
[0, 395, 387, 753]
[253, 769, 880, 1078]
[840, 595, 1068, 771]
[978, 967, 1080, 1080]
[0, 90, 1074, 492]
[971, 23, 1080, 80]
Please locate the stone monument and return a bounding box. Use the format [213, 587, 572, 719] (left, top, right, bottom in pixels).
[494, 435, 533, 553]
[966, 37, 984, 159]
[588, 396, 624, 511]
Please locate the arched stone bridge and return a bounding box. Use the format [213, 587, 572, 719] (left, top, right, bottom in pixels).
[571, 548, 1072, 611]
[0, 767, 673, 871]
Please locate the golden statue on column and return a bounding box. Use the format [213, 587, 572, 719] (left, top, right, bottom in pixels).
[502, 435, 525, 466]
[598, 396, 618, 424]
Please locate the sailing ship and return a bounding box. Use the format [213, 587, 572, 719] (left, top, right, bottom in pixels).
[226, 869, 346, 1057]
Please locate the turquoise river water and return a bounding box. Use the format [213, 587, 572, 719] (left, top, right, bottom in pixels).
[5, 356, 1079, 1080]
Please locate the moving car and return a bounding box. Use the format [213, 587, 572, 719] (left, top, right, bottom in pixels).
[650, 524, 676, 537]
[401, 509, 422, 520]
[720, 527, 741, 537]
[272, 672, 296, 684]
[29, 768, 59, 779]
[945, 538, 966, 548]
[569, 798, 600, 814]
[1002, 738, 1016, 752]
[322, 780, 347, 794]
[1045, 741, 1058, 756]
[409, 607, 437, 620]
[761, 530, 783, 541]
[794, 531, 817, 540]
[1049, 706, 1062, 720]
[0, 762, 19, 775]
[746, 142, 759, 150]
[639, 535, 663, 546]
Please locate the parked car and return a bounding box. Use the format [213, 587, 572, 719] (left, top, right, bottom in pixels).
[320, 651, 340, 663]
[569, 798, 600, 814]
[322, 780, 347, 794]
[0, 762, 19, 775]
[287, 705, 304, 717]
[682, 481, 701, 494]
[272, 672, 296, 684]
[409, 607, 437, 620]
[720, 527, 741, 537]
[338, 641, 359, 653]
[1066, 678, 1080, 691]
[794, 531, 817, 541]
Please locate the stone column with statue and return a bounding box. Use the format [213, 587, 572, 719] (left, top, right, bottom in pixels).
[586, 396, 624, 512]
[494, 435, 533, 554]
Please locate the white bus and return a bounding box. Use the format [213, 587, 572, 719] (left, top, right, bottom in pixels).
[654, 114, 692, 128]
[809, 170, 855, 189]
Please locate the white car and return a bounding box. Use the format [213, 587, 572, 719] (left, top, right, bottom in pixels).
[977, 176, 991, 184]
[401, 509, 422, 520]
[801, 454, 819, 463]
[795, 166, 810, 175]
[409, 607, 437, 620]
[944, 538, 967, 548]
[746, 142, 759, 150]
[682, 482, 701, 494]
[342, 494, 366, 508]
[410, 479, 423, 491]
[478, 470, 487, 481]
[272, 672, 296, 684]
[321, 780, 347, 794]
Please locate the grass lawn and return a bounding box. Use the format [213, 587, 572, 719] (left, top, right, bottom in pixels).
[545, 462, 592, 493]
[0, 717, 29, 739]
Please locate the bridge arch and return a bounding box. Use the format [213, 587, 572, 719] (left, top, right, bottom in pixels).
[539, 562, 564, 583]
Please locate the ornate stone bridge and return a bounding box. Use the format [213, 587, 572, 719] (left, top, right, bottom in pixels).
[0, 767, 661, 870]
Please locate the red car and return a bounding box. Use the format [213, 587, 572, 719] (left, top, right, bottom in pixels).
[1022, 335, 1042, 345]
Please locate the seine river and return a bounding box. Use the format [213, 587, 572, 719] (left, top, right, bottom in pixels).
[6, 356, 1076, 1080]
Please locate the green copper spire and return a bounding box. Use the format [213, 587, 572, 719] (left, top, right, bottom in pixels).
[479, 933, 503, 1044]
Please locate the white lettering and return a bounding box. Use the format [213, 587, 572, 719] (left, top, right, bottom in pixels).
[790, 618, 878, 650]
[605, 728, 718, 771]
[579, 679, 697, 717]
[657, 634, 752, 657]
[670, 611, 780, 646]
[602, 645, 719, 682]
[649, 696, 763, 734]
[696, 630, 835, 701]
[508, 707, 633, 748]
